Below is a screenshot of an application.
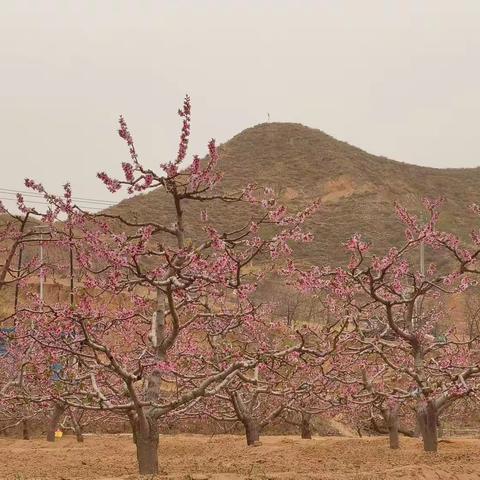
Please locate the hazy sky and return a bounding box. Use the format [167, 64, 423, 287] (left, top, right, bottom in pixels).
[1, 0, 480, 210]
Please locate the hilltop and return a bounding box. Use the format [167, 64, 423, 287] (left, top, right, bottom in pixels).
[104, 122, 480, 266]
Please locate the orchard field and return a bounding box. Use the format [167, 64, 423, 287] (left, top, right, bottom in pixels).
[2, 97, 480, 477]
[1, 434, 480, 480]
[3, 0, 480, 477]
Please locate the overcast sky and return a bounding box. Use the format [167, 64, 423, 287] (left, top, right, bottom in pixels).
[1, 0, 480, 210]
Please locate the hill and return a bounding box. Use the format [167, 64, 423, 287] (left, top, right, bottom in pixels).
[104, 122, 480, 266]
[1, 124, 477, 327]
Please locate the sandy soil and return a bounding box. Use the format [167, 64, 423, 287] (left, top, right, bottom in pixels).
[1, 434, 480, 480]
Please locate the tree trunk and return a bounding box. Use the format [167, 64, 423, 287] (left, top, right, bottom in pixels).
[135, 419, 159, 475]
[75, 429, 84, 443]
[244, 419, 260, 446]
[127, 411, 138, 444]
[46, 403, 66, 442]
[70, 412, 84, 443]
[386, 407, 399, 450]
[417, 401, 438, 452]
[22, 419, 30, 440]
[437, 416, 443, 438]
[131, 422, 138, 445]
[300, 413, 312, 439]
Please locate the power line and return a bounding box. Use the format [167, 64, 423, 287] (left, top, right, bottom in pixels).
[0, 188, 116, 206]
[0, 188, 116, 205]
[0, 196, 106, 212]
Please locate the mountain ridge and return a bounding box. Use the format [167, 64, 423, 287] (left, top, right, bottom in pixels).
[103, 122, 480, 265]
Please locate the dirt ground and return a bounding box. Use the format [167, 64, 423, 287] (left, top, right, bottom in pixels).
[1, 434, 480, 480]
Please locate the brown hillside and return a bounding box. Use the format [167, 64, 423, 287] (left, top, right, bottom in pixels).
[104, 123, 480, 265]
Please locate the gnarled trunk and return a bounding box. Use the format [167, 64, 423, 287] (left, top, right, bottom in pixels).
[244, 418, 260, 446]
[135, 418, 159, 475]
[135, 370, 162, 473]
[300, 413, 312, 439]
[46, 403, 66, 442]
[417, 401, 438, 452]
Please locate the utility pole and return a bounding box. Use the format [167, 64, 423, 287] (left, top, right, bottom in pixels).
[420, 237, 425, 276]
[13, 245, 23, 317]
[39, 231, 44, 302]
[34, 226, 50, 304]
[69, 222, 74, 307]
[413, 212, 426, 330]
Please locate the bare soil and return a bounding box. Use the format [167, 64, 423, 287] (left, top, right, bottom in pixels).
[1, 434, 480, 479]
